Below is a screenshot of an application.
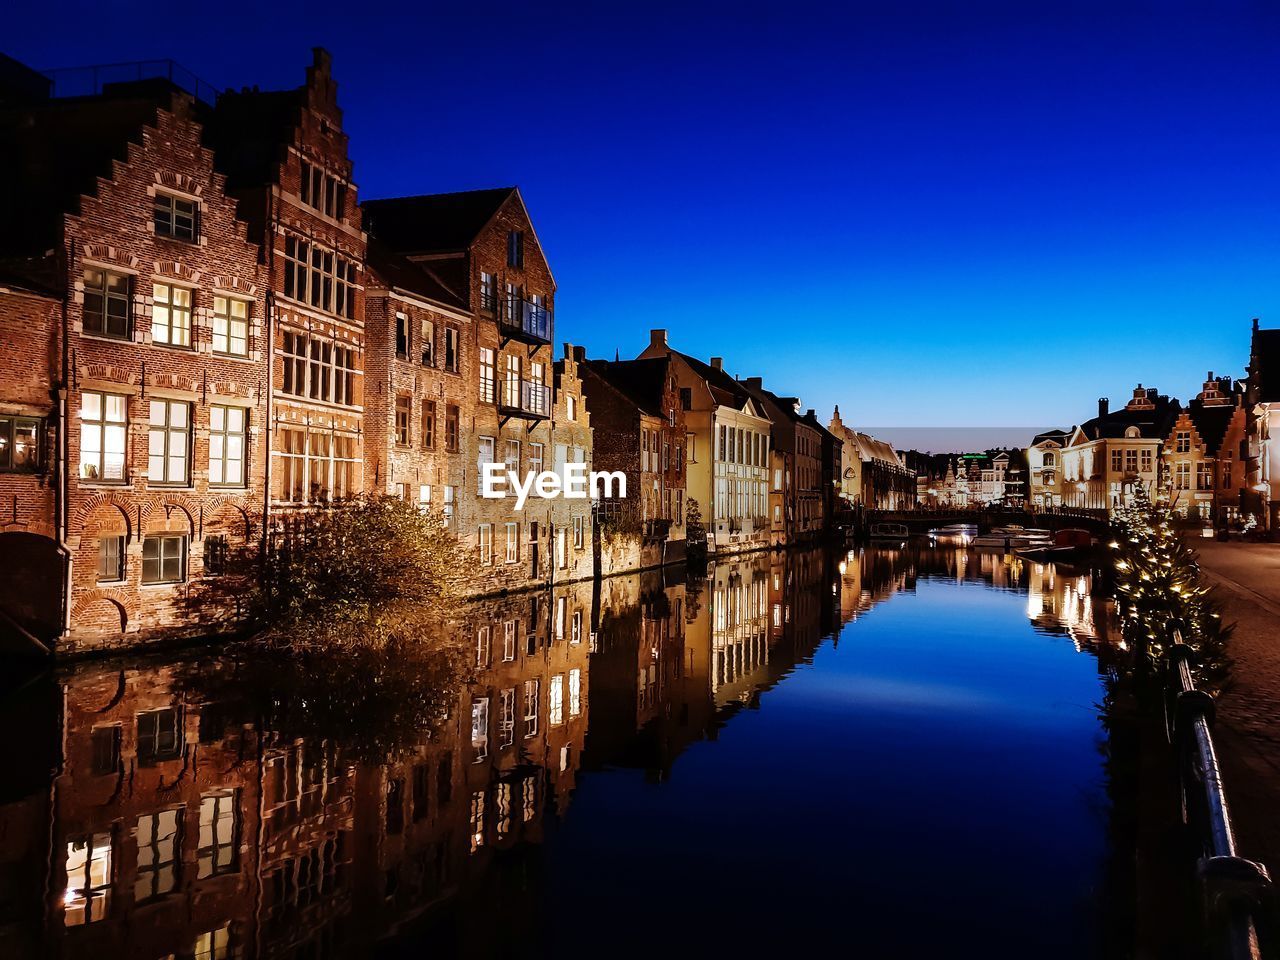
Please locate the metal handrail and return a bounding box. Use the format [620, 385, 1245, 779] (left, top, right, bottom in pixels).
[1168, 628, 1271, 959]
[41, 59, 220, 105]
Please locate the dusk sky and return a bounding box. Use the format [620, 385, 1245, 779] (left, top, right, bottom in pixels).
[10, 2, 1280, 448]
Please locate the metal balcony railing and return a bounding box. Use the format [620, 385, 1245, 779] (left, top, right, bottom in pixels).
[499, 296, 552, 344]
[499, 379, 550, 419]
[41, 59, 220, 105]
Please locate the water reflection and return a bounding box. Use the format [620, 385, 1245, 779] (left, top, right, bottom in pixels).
[0, 545, 1122, 959]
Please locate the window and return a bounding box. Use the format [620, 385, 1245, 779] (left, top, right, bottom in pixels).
[480, 272, 497, 312]
[478, 436, 496, 478]
[555, 596, 566, 640]
[567, 395, 577, 421]
[277, 431, 357, 503]
[212, 296, 249, 356]
[475, 624, 491, 666]
[502, 620, 517, 661]
[529, 443, 543, 474]
[571, 610, 583, 645]
[394, 482, 407, 501]
[1125, 449, 1138, 473]
[386, 779, 404, 836]
[154, 192, 199, 242]
[549, 675, 564, 726]
[395, 396, 411, 446]
[499, 688, 516, 747]
[443, 485, 455, 527]
[507, 230, 524, 268]
[151, 282, 193, 348]
[280, 330, 358, 405]
[142, 535, 187, 585]
[1141, 449, 1153, 473]
[194, 925, 235, 960]
[444, 327, 460, 373]
[445, 406, 460, 452]
[135, 808, 182, 901]
[568, 669, 582, 717]
[282, 235, 358, 319]
[197, 791, 238, 878]
[422, 400, 436, 448]
[522, 679, 539, 737]
[469, 791, 485, 852]
[91, 725, 121, 776]
[504, 439, 521, 474]
[148, 400, 190, 485]
[420, 318, 434, 366]
[573, 515, 584, 549]
[137, 707, 182, 764]
[1197, 462, 1213, 491]
[1175, 461, 1191, 490]
[0, 416, 40, 471]
[419, 484, 431, 509]
[479, 348, 496, 403]
[395, 312, 410, 358]
[504, 353, 521, 407]
[97, 535, 125, 583]
[1110, 449, 1123, 473]
[204, 534, 229, 575]
[83, 267, 131, 339]
[64, 833, 112, 925]
[299, 159, 346, 219]
[80, 391, 128, 482]
[478, 524, 493, 566]
[209, 405, 246, 487]
[1175, 431, 1192, 454]
[471, 698, 489, 761]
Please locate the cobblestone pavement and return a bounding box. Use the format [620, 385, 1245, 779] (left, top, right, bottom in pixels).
[1192, 539, 1280, 872]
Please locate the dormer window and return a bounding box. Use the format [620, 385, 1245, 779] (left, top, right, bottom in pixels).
[154, 192, 199, 242]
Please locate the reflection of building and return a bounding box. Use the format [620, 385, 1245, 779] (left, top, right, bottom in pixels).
[1061, 387, 1180, 514]
[1161, 374, 1248, 526]
[1025, 561, 1117, 650]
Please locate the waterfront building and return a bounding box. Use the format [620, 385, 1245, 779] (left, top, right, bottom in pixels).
[637, 330, 772, 555]
[827, 407, 915, 510]
[1059, 386, 1180, 514]
[1161, 373, 1248, 526]
[739, 378, 825, 546]
[206, 49, 368, 516]
[578, 353, 688, 571]
[362, 186, 584, 592]
[1244, 319, 1280, 532]
[1027, 428, 1071, 508]
[0, 59, 270, 652]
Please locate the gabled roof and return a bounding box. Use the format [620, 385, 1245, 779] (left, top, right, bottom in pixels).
[669, 351, 767, 418]
[1075, 395, 1180, 442]
[1181, 401, 1240, 458]
[365, 237, 467, 312]
[361, 187, 517, 255]
[582, 357, 670, 419]
[1031, 428, 1071, 447]
[0, 80, 182, 256]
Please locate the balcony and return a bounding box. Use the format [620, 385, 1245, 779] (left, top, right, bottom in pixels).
[498, 297, 553, 348]
[499, 379, 551, 427]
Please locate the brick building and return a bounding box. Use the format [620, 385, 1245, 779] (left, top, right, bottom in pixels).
[363, 187, 591, 593]
[0, 63, 270, 653]
[205, 49, 367, 515]
[1244, 319, 1280, 533]
[578, 352, 688, 572]
[740, 378, 825, 546]
[1162, 373, 1248, 526]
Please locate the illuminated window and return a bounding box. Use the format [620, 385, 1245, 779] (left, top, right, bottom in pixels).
[444, 327, 460, 373]
[495, 782, 511, 837]
[549, 675, 564, 726]
[194, 924, 235, 960]
[504, 439, 521, 474]
[212, 296, 249, 356]
[80, 391, 128, 482]
[152, 282, 192, 347]
[0, 416, 40, 471]
[475, 624, 491, 666]
[64, 833, 112, 925]
[568, 669, 582, 717]
[148, 399, 190, 484]
[503, 620, 517, 661]
[197, 790, 238, 878]
[209, 405, 246, 487]
[522, 679, 539, 738]
[570, 610, 583, 645]
[471, 699, 489, 761]
[469, 791, 485, 852]
[480, 272, 497, 312]
[479, 348, 496, 403]
[135, 808, 182, 902]
[573, 515, 584, 549]
[499, 688, 516, 747]
[420, 318, 435, 366]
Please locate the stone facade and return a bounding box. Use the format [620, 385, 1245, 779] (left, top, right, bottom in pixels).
[1161, 373, 1248, 526]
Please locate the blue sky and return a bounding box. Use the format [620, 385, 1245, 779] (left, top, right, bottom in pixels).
[10, 2, 1280, 445]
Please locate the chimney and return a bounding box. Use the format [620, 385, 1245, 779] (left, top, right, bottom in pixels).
[1098, 397, 1109, 418]
[571, 345, 586, 363]
[743, 376, 763, 390]
[649, 329, 668, 350]
[710, 357, 723, 371]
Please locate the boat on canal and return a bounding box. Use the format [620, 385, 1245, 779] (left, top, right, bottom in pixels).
[1016, 527, 1095, 563]
[971, 525, 1053, 550]
[869, 521, 910, 542]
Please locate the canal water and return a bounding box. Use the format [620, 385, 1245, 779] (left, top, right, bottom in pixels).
[0, 545, 1126, 959]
